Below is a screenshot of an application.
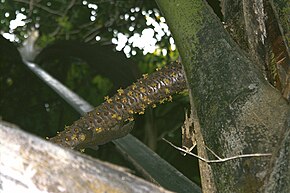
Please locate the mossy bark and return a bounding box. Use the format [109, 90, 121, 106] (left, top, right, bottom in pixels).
[156, 0, 290, 192]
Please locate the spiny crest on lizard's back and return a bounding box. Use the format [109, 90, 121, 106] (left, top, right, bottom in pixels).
[49, 61, 186, 149]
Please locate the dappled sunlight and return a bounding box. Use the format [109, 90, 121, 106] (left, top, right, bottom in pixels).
[112, 8, 174, 57]
[1, 1, 176, 58]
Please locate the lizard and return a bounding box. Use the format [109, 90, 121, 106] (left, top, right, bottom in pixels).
[49, 61, 187, 150]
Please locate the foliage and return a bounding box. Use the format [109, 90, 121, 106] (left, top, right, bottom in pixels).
[0, 0, 202, 186]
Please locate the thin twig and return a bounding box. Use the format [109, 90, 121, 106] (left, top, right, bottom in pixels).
[14, 0, 63, 16]
[205, 145, 222, 160]
[162, 138, 272, 163]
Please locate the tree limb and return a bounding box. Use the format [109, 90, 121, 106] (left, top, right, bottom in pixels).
[156, 0, 290, 192]
[0, 121, 172, 193]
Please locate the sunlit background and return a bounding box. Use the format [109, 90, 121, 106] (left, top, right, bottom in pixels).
[1, 0, 176, 58]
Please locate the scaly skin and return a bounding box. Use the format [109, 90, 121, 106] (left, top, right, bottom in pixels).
[49, 62, 186, 149]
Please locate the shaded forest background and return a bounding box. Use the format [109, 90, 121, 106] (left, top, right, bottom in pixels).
[0, 0, 222, 185]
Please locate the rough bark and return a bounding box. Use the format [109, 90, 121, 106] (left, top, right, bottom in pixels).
[221, 0, 267, 71]
[0, 121, 172, 193]
[221, 0, 290, 100]
[156, 0, 290, 192]
[263, 116, 290, 193]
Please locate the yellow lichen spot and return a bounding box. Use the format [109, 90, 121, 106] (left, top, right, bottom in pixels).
[121, 97, 128, 103]
[140, 87, 146, 93]
[95, 127, 102, 133]
[140, 104, 146, 110]
[73, 127, 79, 133]
[65, 137, 69, 141]
[132, 93, 139, 99]
[71, 134, 77, 140]
[79, 133, 86, 141]
[142, 73, 148, 79]
[170, 72, 177, 77]
[152, 104, 157, 108]
[127, 117, 134, 121]
[104, 96, 112, 103]
[128, 109, 134, 114]
[111, 114, 122, 120]
[142, 95, 148, 101]
[165, 88, 170, 94]
[117, 88, 124, 95]
[147, 99, 152, 105]
[163, 78, 170, 84]
[128, 91, 133, 96]
[132, 83, 137, 90]
[156, 67, 161, 71]
[137, 104, 146, 114]
[151, 82, 157, 87]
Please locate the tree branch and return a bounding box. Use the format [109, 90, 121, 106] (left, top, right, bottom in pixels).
[0, 121, 172, 193]
[14, 0, 63, 16]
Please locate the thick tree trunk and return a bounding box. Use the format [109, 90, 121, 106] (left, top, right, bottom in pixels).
[221, 0, 290, 101]
[156, 0, 290, 192]
[0, 121, 172, 193]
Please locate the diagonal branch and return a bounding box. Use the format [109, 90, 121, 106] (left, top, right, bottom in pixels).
[49, 61, 187, 149]
[14, 0, 63, 16]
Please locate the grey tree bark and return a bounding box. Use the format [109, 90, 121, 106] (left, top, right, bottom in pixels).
[0, 121, 172, 193]
[156, 0, 290, 192]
